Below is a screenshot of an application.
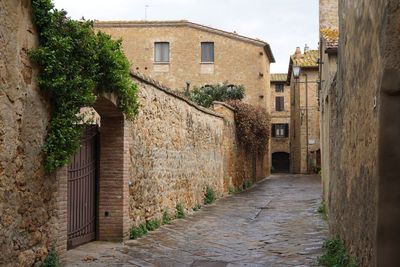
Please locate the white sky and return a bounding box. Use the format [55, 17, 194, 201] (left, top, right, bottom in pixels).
[53, 0, 319, 73]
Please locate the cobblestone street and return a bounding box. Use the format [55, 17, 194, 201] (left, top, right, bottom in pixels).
[66, 174, 327, 267]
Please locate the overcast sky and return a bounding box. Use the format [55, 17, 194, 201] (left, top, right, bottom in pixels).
[53, 0, 319, 73]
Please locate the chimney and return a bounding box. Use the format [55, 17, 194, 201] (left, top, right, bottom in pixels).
[294, 47, 302, 59]
[304, 44, 309, 54]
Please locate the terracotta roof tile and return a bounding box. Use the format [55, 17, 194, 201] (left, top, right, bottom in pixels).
[291, 50, 319, 68]
[271, 73, 287, 82]
[321, 28, 339, 49]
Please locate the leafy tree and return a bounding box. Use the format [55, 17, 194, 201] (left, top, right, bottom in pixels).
[188, 82, 244, 108]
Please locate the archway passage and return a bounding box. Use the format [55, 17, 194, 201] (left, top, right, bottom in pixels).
[67, 125, 99, 249]
[272, 152, 290, 173]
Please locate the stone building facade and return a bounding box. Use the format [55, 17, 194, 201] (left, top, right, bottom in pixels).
[288, 48, 320, 174]
[270, 74, 291, 172]
[94, 20, 275, 110]
[319, 0, 339, 209]
[320, 0, 400, 265]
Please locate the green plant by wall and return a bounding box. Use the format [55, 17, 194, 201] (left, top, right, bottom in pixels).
[228, 186, 237, 195]
[243, 180, 253, 190]
[146, 219, 161, 231]
[31, 0, 139, 172]
[42, 246, 59, 267]
[129, 223, 148, 239]
[188, 82, 245, 108]
[318, 237, 358, 267]
[204, 186, 216, 205]
[318, 202, 328, 220]
[192, 204, 202, 211]
[162, 211, 171, 225]
[176, 203, 185, 219]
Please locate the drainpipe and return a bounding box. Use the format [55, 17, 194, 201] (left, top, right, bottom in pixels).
[305, 73, 309, 174]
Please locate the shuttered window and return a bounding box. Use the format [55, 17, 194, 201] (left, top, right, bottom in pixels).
[201, 42, 214, 63]
[154, 42, 170, 62]
[275, 96, 284, 111]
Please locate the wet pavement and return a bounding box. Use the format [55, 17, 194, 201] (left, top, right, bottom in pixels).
[66, 174, 327, 267]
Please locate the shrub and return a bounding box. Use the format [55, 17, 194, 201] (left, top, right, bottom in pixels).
[42, 246, 59, 267]
[318, 202, 327, 220]
[227, 100, 271, 154]
[162, 211, 171, 225]
[129, 223, 148, 239]
[243, 180, 253, 190]
[146, 219, 161, 231]
[228, 186, 237, 195]
[192, 204, 202, 211]
[176, 203, 185, 219]
[318, 237, 358, 267]
[204, 186, 216, 205]
[188, 82, 245, 108]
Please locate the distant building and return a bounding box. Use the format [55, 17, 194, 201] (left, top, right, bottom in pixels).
[288, 47, 320, 174]
[270, 74, 291, 173]
[95, 20, 275, 110]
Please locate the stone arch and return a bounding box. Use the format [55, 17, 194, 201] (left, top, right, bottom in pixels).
[92, 92, 130, 242]
[272, 152, 290, 173]
[377, 2, 400, 266]
[58, 92, 130, 254]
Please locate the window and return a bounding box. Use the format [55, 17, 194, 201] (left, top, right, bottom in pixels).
[275, 84, 284, 92]
[272, 124, 289, 138]
[275, 96, 285, 111]
[201, 42, 214, 63]
[154, 42, 170, 62]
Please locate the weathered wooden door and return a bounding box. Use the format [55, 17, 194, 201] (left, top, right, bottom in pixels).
[67, 125, 98, 249]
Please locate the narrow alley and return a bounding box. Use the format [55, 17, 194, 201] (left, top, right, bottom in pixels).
[66, 175, 327, 267]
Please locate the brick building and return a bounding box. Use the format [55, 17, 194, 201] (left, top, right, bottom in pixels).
[270, 74, 291, 172]
[94, 20, 275, 110]
[288, 47, 320, 174]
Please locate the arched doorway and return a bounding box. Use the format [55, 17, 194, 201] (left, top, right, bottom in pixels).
[61, 92, 130, 251]
[272, 152, 290, 173]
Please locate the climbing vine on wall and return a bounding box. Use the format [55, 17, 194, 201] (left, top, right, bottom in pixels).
[30, 0, 139, 172]
[226, 100, 271, 153]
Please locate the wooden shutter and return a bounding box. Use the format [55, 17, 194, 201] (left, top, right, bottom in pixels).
[272, 124, 276, 137]
[284, 124, 289, 137]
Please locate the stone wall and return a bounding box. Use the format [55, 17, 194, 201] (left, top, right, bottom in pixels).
[319, 0, 338, 29]
[327, 0, 382, 265]
[0, 0, 58, 266]
[126, 73, 259, 227]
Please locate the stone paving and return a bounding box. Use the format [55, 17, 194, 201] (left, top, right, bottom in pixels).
[66, 174, 328, 267]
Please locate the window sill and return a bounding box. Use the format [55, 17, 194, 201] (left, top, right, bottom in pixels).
[200, 62, 214, 64]
[153, 62, 170, 65]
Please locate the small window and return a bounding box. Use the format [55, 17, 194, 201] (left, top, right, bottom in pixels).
[272, 124, 289, 138]
[275, 84, 284, 92]
[154, 42, 170, 62]
[201, 42, 214, 63]
[275, 96, 285, 111]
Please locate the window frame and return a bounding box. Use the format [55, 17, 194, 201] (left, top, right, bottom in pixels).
[201, 42, 215, 63]
[272, 124, 289, 138]
[154, 42, 170, 63]
[275, 83, 284, 92]
[275, 96, 285, 111]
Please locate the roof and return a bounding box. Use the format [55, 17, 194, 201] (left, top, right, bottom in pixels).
[271, 73, 288, 82]
[321, 28, 339, 53]
[95, 20, 275, 63]
[291, 50, 319, 68]
[287, 49, 319, 84]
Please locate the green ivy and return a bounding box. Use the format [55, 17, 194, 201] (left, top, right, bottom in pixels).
[30, 0, 139, 172]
